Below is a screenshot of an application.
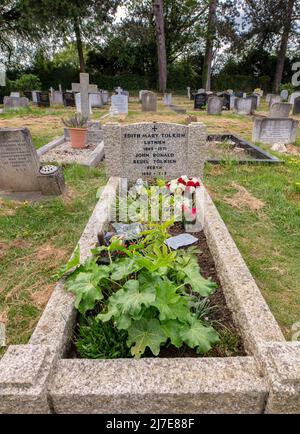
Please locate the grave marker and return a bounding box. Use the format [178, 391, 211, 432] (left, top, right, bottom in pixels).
[104, 121, 207, 180]
[36, 92, 50, 108]
[207, 96, 223, 115]
[111, 89, 129, 115]
[269, 103, 292, 118]
[141, 91, 157, 112]
[63, 92, 76, 107]
[253, 117, 298, 144]
[3, 97, 29, 111]
[72, 73, 97, 118]
[234, 97, 253, 115]
[194, 93, 207, 110]
[50, 91, 63, 105]
[163, 93, 172, 106]
[293, 97, 300, 115]
[269, 94, 281, 109]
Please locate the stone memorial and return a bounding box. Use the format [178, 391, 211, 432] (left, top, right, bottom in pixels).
[222, 93, 231, 110]
[163, 93, 172, 106]
[36, 91, 50, 108]
[10, 92, 20, 98]
[23, 91, 33, 101]
[207, 96, 223, 115]
[139, 90, 148, 102]
[0, 128, 65, 196]
[3, 96, 29, 111]
[63, 92, 76, 107]
[50, 90, 63, 105]
[293, 97, 300, 115]
[268, 94, 281, 108]
[103, 121, 207, 180]
[234, 97, 253, 115]
[269, 103, 292, 118]
[230, 95, 237, 110]
[289, 92, 300, 106]
[100, 90, 109, 104]
[111, 89, 129, 115]
[32, 91, 39, 103]
[234, 91, 244, 98]
[248, 95, 258, 111]
[252, 117, 299, 144]
[89, 93, 102, 108]
[280, 90, 289, 101]
[141, 91, 157, 112]
[194, 92, 207, 110]
[72, 73, 97, 119]
[197, 88, 205, 94]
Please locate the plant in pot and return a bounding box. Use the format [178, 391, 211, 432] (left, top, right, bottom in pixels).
[62, 113, 88, 149]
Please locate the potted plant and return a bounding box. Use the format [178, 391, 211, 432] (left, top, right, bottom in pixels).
[62, 113, 88, 149]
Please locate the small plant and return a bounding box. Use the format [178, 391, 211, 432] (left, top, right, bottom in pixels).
[62, 113, 88, 129]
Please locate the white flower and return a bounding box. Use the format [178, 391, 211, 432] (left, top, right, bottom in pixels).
[188, 186, 196, 194]
[181, 175, 189, 182]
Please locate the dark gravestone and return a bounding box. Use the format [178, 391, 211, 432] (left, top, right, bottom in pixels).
[293, 97, 300, 115]
[222, 93, 230, 110]
[36, 91, 50, 108]
[23, 91, 33, 101]
[248, 95, 258, 111]
[234, 91, 244, 98]
[63, 92, 76, 107]
[194, 93, 207, 110]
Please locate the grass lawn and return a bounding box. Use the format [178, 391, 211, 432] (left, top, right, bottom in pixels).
[0, 95, 299, 356]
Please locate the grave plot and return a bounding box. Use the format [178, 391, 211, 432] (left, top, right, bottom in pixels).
[1, 121, 299, 414]
[207, 134, 282, 164]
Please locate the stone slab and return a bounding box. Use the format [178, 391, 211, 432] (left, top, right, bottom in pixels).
[141, 91, 157, 111]
[252, 117, 299, 144]
[269, 103, 292, 118]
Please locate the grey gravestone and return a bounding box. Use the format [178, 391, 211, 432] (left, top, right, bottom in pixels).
[111, 89, 129, 115]
[252, 117, 298, 144]
[10, 92, 20, 98]
[63, 92, 75, 107]
[163, 93, 172, 106]
[207, 96, 223, 115]
[100, 91, 109, 104]
[289, 92, 300, 106]
[222, 93, 231, 110]
[194, 93, 207, 110]
[103, 121, 207, 180]
[234, 91, 244, 98]
[23, 91, 33, 101]
[32, 91, 39, 103]
[269, 103, 292, 118]
[36, 92, 50, 108]
[197, 88, 205, 94]
[72, 73, 97, 119]
[269, 94, 281, 109]
[248, 95, 258, 111]
[90, 93, 102, 108]
[234, 97, 253, 115]
[141, 91, 157, 112]
[75, 93, 92, 115]
[280, 90, 289, 101]
[139, 90, 148, 102]
[4, 97, 29, 111]
[293, 97, 300, 115]
[0, 128, 65, 195]
[230, 95, 237, 110]
[51, 91, 63, 105]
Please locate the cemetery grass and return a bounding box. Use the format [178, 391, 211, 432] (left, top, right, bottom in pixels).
[0, 163, 107, 357]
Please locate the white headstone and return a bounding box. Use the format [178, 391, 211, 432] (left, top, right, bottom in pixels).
[75, 93, 92, 115]
[111, 93, 128, 115]
[10, 92, 20, 98]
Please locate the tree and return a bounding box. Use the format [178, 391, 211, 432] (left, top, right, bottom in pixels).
[153, 0, 167, 92]
[202, 0, 217, 90]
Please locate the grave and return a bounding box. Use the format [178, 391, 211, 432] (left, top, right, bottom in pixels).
[72, 73, 97, 119]
[3, 96, 29, 111]
[103, 121, 207, 180]
[293, 97, 300, 115]
[141, 91, 157, 112]
[222, 93, 231, 110]
[100, 90, 109, 104]
[32, 91, 39, 103]
[280, 90, 289, 101]
[39, 121, 104, 168]
[252, 116, 299, 144]
[0, 128, 65, 198]
[230, 95, 237, 110]
[248, 95, 258, 111]
[36, 91, 50, 108]
[89, 93, 102, 108]
[163, 93, 172, 106]
[234, 97, 253, 115]
[139, 90, 148, 102]
[10, 92, 20, 98]
[50, 90, 63, 105]
[23, 91, 33, 101]
[289, 91, 300, 106]
[268, 94, 281, 109]
[194, 92, 207, 110]
[75, 93, 92, 116]
[269, 103, 292, 118]
[234, 91, 244, 98]
[111, 88, 129, 115]
[63, 92, 76, 107]
[207, 96, 223, 115]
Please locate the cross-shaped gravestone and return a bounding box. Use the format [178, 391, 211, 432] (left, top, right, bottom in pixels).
[72, 73, 97, 118]
[116, 86, 123, 94]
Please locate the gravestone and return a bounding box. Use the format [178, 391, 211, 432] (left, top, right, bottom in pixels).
[23, 91, 33, 101]
[51, 91, 63, 105]
[252, 117, 298, 144]
[187, 87, 191, 100]
[141, 91, 157, 112]
[289, 92, 300, 106]
[222, 93, 230, 110]
[197, 88, 205, 94]
[89, 93, 102, 108]
[36, 92, 50, 108]
[194, 93, 207, 110]
[111, 89, 129, 115]
[4, 97, 29, 111]
[101, 91, 109, 104]
[63, 92, 75, 107]
[234, 91, 244, 98]
[248, 95, 258, 111]
[10, 92, 20, 98]
[207, 96, 223, 115]
[121, 90, 129, 98]
[0, 128, 65, 195]
[139, 90, 148, 102]
[230, 95, 237, 110]
[32, 91, 39, 103]
[293, 97, 300, 115]
[269, 103, 292, 118]
[163, 93, 172, 106]
[269, 95, 281, 109]
[75, 93, 92, 115]
[280, 90, 289, 101]
[234, 97, 253, 115]
[103, 121, 207, 180]
[72, 73, 97, 119]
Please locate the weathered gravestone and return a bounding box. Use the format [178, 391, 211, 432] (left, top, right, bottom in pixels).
[139, 90, 148, 102]
[222, 93, 231, 110]
[103, 121, 207, 180]
[32, 91, 39, 103]
[10, 92, 20, 98]
[269, 94, 281, 109]
[197, 88, 205, 94]
[36, 92, 50, 108]
[280, 90, 289, 101]
[75, 93, 92, 115]
[100, 90, 109, 104]
[3, 97, 29, 111]
[0, 128, 65, 195]
[111, 89, 129, 115]
[72, 73, 97, 119]
[230, 95, 237, 110]
[289, 92, 300, 106]
[194, 93, 207, 110]
[234, 97, 253, 115]
[163, 93, 172, 106]
[252, 117, 299, 144]
[141, 91, 157, 112]
[89, 93, 102, 108]
[248, 95, 258, 111]
[293, 97, 300, 115]
[63, 92, 76, 107]
[234, 91, 244, 98]
[207, 96, 223, 115]
[269, 103, 292, 118]
[50, 91, 63, 105]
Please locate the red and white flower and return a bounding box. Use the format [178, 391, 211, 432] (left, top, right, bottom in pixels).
[166, 176, 201, 194]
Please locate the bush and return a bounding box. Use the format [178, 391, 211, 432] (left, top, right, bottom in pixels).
[14, 74, 42, 92]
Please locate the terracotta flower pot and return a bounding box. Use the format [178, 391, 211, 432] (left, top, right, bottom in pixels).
[69, 128, 87, 149]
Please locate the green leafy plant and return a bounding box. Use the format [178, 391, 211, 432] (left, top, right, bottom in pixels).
[62, 113, 88, 128]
